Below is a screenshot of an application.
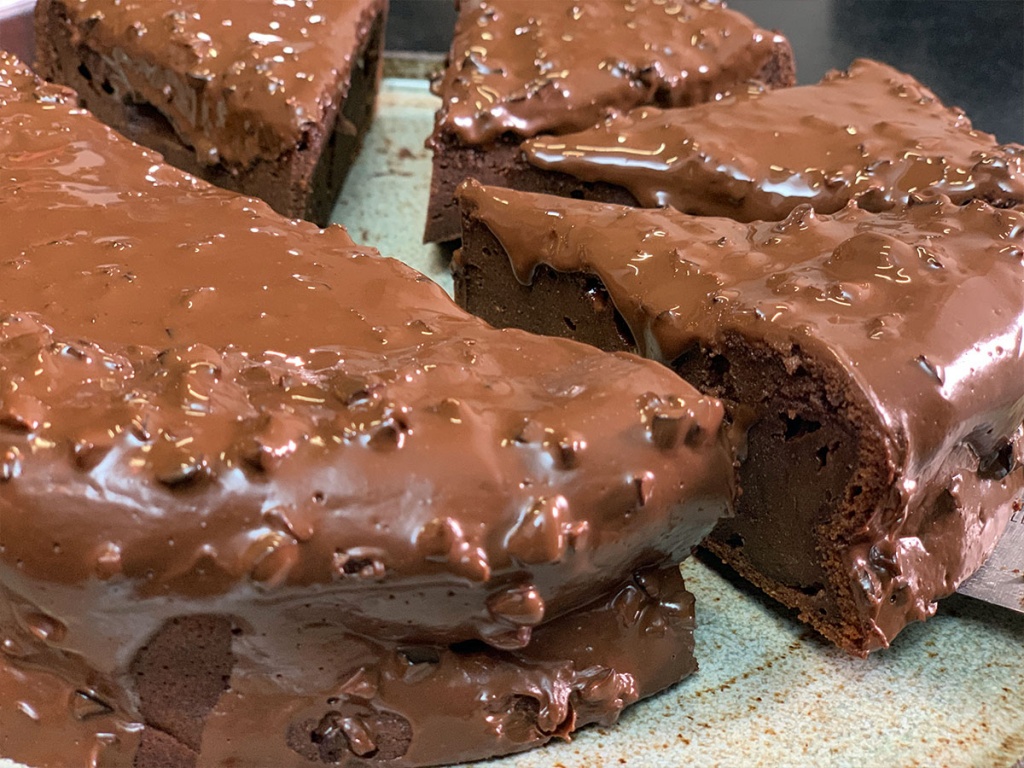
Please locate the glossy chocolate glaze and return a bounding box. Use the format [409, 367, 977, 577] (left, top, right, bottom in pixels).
[458, 180, 1024, 652]
[37, 0, 384, 169]
[523, 59, 1024, 221]
[432, 0, 792, 146]
[0, 55, 734, 766]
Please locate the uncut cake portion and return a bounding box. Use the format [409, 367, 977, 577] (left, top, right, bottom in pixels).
[35, 0, 387, 226]
[519, 59, 1024, 221]
[0, 53, 734, 768]
[455, 180, 1024, 656]
[424, 0, 795, 243]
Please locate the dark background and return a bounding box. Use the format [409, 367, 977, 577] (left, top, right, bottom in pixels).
[3, 0, 1022, 143]
[387, 0, 1024, 144]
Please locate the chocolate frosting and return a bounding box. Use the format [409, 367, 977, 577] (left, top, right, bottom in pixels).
[523, 59, 1024, 220]
[458, 180, 1024, 651]
[0, 54, 734, 766]
[432, 0, 791, 146]
[42, 0, 383, 169]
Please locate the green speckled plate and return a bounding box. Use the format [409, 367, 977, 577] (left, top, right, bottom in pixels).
[3, 76, 1023, 768]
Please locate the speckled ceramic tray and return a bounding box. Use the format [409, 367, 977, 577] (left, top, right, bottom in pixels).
[3, 76, 1023, 768]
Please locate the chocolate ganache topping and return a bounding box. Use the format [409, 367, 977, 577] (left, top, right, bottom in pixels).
[0, 54, 733, 766]
[457, 180, 1024, 652]
[432, 0, 792, 146]
[41, 0, 384, 169]
[523, 59, 1024, 221]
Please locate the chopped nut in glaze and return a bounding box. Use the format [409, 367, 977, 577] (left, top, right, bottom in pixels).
[38, 0, 383, 169]
[432, 0, 793, 146]
[523, 59, 1024, 220]
[0, 53, 734, 767]
[457, 180, 1024, 653]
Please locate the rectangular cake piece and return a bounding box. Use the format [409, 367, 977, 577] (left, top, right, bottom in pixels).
[455, 180, 1024, 655]
[518, 58, 1024, 221]
[0, 52, 734, 768]
[424, 0, 796, 242]
[34, 0, 388, 226]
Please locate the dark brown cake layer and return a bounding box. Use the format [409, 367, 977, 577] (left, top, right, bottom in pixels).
[522, 59, 1024, 221]
[424, 0, 796, 242]
[455, 181, 1024, 656]
[34, 0, 388, 225]
[0, 53, 733, 767]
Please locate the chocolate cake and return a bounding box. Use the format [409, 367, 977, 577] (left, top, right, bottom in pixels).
[519, 58, 1024, 221]
[34, 0, 388, 227]
[455, 180, 1024, 656]
[424, 0, 796, 243]
[0, 54, 735, 767]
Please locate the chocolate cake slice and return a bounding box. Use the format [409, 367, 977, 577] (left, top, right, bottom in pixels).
[519, 58, 1024, 221]
[455, 180, 1024, 656]
[0, 54, 734, 767]
[424, 0, 796, 243]
[34, 0, 388, 226]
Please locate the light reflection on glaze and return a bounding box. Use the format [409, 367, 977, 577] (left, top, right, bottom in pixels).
[44, 0, 384, 168]
[458, 180, 1024, 652]
[0, 55, 734, 767]
[433, 0, 792, 146]
[524, 59, 1024, 219]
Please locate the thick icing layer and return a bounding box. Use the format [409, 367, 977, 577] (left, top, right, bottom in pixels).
[432, 0, 791, 146]
[523, 59, 1024, 220]
[457, 180, 1024, 651]
[38, 0, 383, 169]
[0, 54, 733, 766]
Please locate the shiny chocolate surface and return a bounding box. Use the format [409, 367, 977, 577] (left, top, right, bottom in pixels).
[458, 180, 1024, 651]
[522, 59, 1024, 221]
[42, 0, 383, 169]
[0, 53, 733, 766]
[432, 0, 791, 146]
